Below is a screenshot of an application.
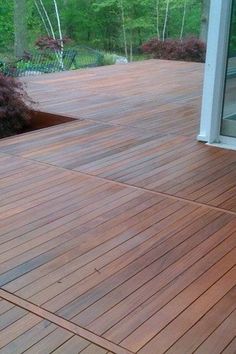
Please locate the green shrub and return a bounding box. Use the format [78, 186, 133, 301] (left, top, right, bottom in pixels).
[101, 53, 116, 66]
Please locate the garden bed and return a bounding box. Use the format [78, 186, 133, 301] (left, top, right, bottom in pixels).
[29, 110, 76, 130]
[0, 110, 76, 139]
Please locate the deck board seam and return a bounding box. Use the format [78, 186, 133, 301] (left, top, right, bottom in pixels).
[2, 211, 232, 341]
[0, 62, 234, 353]
[1, 150, 236, 217]
[0, 289, 134, 354]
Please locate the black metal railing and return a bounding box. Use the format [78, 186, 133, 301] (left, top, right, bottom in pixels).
[0, 46, 104, 77]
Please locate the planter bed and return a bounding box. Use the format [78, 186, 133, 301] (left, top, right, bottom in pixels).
[0, 110, 77, 139]
[29, 110, 76, 130]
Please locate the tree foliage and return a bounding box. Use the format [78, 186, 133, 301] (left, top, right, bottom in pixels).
[0, 0, 204, 58]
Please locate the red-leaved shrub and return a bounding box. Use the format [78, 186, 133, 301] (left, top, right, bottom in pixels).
[141, 37, 206, 63]
[35, 36, 71, 51]
[0, 74, 31, 138]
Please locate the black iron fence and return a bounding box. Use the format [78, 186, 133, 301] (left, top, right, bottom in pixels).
[0, 46, 104, 77]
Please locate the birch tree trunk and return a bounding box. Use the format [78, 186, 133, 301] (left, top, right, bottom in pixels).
[200, 0, 210, 43]
[14, 0, 27, 57]
[180, 0, 187, 40]
[119, 0, 128, 58]
[53, 0, 64, 68]
[156, 0, 160, 40]
[162, 0, 170, 41]
[34, 0, 63, 67]
[38, 0, 56, 39]
[129, 34, 133, 62]
[34, 0, 51, 36]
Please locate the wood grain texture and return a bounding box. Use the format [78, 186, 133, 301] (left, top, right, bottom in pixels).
[0, 60, 235, 353]
[1, 59, 236, 212]
[0, 300, 112, 354]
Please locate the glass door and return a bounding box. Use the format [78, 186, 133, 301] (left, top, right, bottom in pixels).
[221, 0, 236, 137]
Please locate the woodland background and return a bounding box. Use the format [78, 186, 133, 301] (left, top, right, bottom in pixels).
[0, 0, 210, 60]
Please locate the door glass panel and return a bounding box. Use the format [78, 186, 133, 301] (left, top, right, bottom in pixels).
[221, 0, 236, 137]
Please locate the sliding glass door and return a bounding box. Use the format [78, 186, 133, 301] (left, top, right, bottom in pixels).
[221, 0, 236, 137]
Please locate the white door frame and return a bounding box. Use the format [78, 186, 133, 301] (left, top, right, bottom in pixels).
[198, 0, 232, 144]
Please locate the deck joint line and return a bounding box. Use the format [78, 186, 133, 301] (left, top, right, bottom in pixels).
[0, 289, 134, 354]
[1, 150, 236, 217]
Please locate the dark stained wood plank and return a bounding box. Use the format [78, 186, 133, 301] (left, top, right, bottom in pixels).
[88, 239, 236, 338]
[79, 344, 108, 354]
[6, 203, 200, 297]
[221, 338, 236, 354]
[165, 287, 236, 354]
[5, 198, 177, 297]
[135, 268, 236, 354]
[70, 216, 235, 328]
[0, 61, 232, 213]
[0, 60, 235, 354]
[2, 117, 236, 213]
[194, 309, 236, 354]
[0, 295, 132, 354]
[0, 304, 96, 354]
[21, 60, 203, 137]
[52, 336, 90, 354]
[0, 305, 27, 332]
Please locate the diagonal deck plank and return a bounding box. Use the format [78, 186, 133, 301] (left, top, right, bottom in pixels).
[0, 299, 115, 354]
[2, 119, 236, 213]
[0, 155, 235, 353]
[21, 60, 203, 137]
[0, 60, 235, 353]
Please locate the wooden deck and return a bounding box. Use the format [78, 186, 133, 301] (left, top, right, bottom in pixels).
[0, 60, 235, 354]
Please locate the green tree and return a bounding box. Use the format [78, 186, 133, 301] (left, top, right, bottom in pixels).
[0, 2, 14, 54]
[0, 0, 203, 59]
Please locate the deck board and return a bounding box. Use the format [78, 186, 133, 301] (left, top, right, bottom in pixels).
[165, 287, 236, 354]
[22, 60, 202, 137]
[2, 119, 236, 212]
[0, 300, 108, 354]
[0, 60, 235, 353]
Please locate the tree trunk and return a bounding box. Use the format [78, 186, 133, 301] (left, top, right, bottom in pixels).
[162, 0, 170, 41]
[156, 0, 160, 40]
[38, 0, 56, 40]
[119, 0, 128, 58]
[34, 0, 50, 37]
[53, 0, 64, 69]
[180, 0, 187, 40]
[14, 0, 27, 57]
[200, 0, 210, 43]
[129, 33, 133, 62]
